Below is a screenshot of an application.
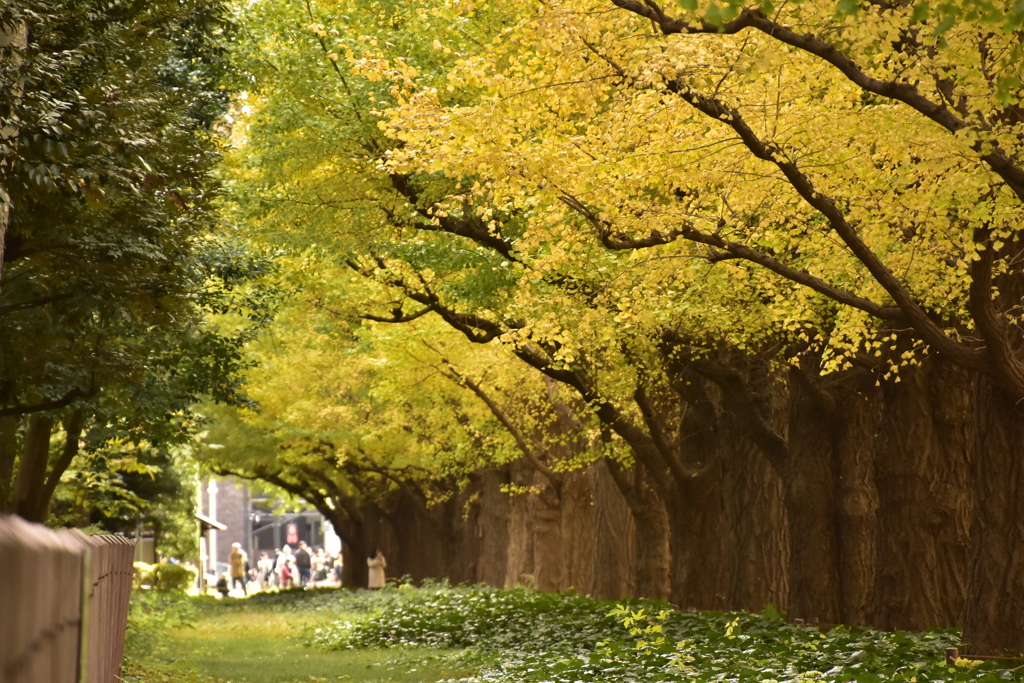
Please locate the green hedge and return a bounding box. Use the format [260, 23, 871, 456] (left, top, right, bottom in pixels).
[133, 562, 197, 591]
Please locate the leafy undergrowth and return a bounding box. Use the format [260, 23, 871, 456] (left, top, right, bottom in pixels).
[312, 586, 1022, 683]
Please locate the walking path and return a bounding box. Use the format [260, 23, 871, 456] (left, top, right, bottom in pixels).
[126, 593, 470, 683]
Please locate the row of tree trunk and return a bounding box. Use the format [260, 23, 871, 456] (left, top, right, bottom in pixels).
[332, 354, 1024, 655]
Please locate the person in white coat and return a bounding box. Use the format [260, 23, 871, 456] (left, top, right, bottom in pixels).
[367, 548, 386, 589]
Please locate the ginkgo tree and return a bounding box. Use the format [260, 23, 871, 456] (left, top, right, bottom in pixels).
[216, 0, 1024, 654]
[367, 0, 1024, 652]
[198, 271, 606, 586]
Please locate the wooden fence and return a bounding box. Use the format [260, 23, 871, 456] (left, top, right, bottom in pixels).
[0, 515, 135, 683]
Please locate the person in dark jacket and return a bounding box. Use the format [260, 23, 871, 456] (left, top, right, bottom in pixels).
[215, 573, 230, 597]
[294, 541, 312, 587]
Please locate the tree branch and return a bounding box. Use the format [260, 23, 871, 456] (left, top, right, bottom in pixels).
[361, 303, 435, 323]
[661, 82, 986, 370]
[0, 384, 98, 418]
[432, 352, 564, 495]
[347, 254, 701, 490]
[610, 1, 1024, 201]
[968, 228, 1024, 400]
[0, 292, 74, 314]
[560, 193, 905, 321]
[35, 408, 85, 522]
[389, 174, 518, 260]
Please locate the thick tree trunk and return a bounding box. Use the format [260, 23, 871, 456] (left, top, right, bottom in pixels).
[962, 379, 1024, 654]
[632, 480, 672, 601]
[0, 416, 17, 512]
[33, 409, 84, 523]
[14, 414, 54, 521]
[529, 477, 564, 592]
[471, 468, 511, 586]
[559, 469, 595, 595]
[667, 466, 727, 610]
[721, 431, 787, 612]
[588, 460, 635, 600]
[608, 462, 671, 601]
[322, 505, 370, 590]
[388, 492, 459, 582]
[785, 380, 842, 623]
[504, 462, 536, 588]
[341, 534, 369, 589]
[869, 360, 972, 630]
[360, 504, 398, 582]
[833, 383, 880, 626]
[445, 495, 475, 585]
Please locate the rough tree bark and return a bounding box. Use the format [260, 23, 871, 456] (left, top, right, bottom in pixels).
[469, 468, 511, 586]
[559, 469, 595, 594]
[529, 477, 564, 592]
[666, 468, 727, 610]
[0, 415, 17, 511]
[387, 492, 459, 582]
[720, 424, 787, 612]
[589, 460, 635, 600]
[962, 378, 1024, 654]
[503, 461, 536, 589]
[13, 414, 54, 521]
[340, 533, 369, 589]
[833, 383, 880, 626]
[785, 374, 843, 623]
[606, 461, 672, 601]
[869, 360, 972, 631]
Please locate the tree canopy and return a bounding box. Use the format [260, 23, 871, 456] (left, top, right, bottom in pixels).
[0, 0, 266, 525]
[199, 0, 1024, 653]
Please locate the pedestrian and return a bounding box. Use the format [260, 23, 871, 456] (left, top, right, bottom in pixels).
[270, 549, 283, 589]
[367, 548, 386, 589]
[314, 548, 329, 584]
[229, 542, 248, 595]
[216, 573, 230, 598]
[257, 552, 274, 590]
[332, 554, 343, 584]
[294, 541, 312, 587]
[277, 545, 293, 588]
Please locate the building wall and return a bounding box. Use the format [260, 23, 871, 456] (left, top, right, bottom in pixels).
[197, 477, 339, 568]
[198, 477, 250, 567]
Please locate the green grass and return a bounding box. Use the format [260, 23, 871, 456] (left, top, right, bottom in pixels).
[124, 588, 478, 683]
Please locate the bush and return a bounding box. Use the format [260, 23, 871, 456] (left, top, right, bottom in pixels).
[133, 562, 196, 591]
[153, 563, 197, 591]
[124, 589, 196, 660]
[133, 562, 155, 588]
[312, 585, 632, 651]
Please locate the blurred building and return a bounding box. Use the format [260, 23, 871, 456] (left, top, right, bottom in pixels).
[196, 476, 341, 573]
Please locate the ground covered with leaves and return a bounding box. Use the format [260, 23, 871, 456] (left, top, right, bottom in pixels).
[126, 585, 1022, 683]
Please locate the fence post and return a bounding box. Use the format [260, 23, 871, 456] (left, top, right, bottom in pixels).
[0, 516, 134, 683]
[56, 529, 89, 683]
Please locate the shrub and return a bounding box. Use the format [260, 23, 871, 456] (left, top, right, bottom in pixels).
[124, 589, 196, 660]
[133, 562, 156, 588]
[133, 562, 196, 591]
[153, 563, 197, 592]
